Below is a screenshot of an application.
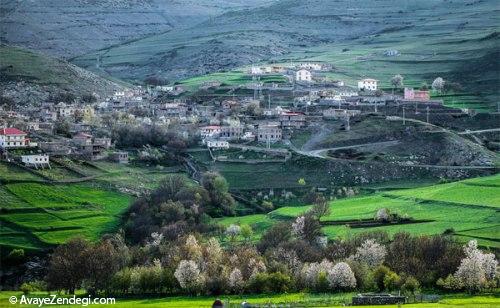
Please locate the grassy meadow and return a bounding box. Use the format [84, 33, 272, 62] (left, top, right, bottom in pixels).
[0, 160, 185, 252]
[217, 174, 500, 248]
[0, 291, 498, 308]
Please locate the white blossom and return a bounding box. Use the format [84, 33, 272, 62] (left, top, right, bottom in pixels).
[432, 77, 445, 92]
[454, 240, 498, 292]
[174, 260, 201, 290]
[327, 262, 356, 290]
[353, 239, 387, 267]
[302, 259, 334, 288]
[226, 224, 241, 239]
[292, 216, 305, 237]
[149, 232, 163, 247]
[228, 268, 244, 291]
[375, 208, 390, 221]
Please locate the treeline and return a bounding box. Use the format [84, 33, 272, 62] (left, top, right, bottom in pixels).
[19, 175, 499, 297]
[112, 124, 198, 150]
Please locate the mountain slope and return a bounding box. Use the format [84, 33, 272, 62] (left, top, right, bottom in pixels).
[71, 0, 499, 109]
[0, 45, 124, 105]
[0, 0, 276, 58]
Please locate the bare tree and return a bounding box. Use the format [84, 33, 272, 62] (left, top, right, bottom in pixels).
[390, 74, 404, 94]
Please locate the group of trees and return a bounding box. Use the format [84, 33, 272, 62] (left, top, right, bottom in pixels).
[389, 74, 462, 95]
[112, 124, 196, 150]
[40, 226, 497, 297]
[124, 173, 235, 243]
[20, 174, 498, 297]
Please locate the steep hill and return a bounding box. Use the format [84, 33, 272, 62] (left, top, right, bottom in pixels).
[72, 0, 499, 110]
[0, 45, 124, 105]
[0, 0, 276, 58]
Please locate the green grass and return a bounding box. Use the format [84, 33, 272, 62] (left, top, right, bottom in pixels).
[218, 175, 500, 248]
[0, 183, 132, 250]
[0, 291, 498, 308]
[0, 162, 42, 182]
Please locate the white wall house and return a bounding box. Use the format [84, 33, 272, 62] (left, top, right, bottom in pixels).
[358, 78, 378, 91]
[21, 154, 50, 168]
[295, 69, 312, 82]
[207, 140, 229, 149]
[0, 128, 29, 149]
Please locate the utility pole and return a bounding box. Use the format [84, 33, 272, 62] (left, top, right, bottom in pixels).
[375, 102, 378, 113]
[415, 102, 419, 114]
[402, 106, 406, 126]
[346, 115, 350, 131]
[268, 94, 271, 109]
[426, 106, 430, 123]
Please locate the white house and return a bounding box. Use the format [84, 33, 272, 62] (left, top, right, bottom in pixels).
[251, 66, 263, 75]
[299, 62, 323, 71]
[21, 154, 50, 168]
[0, 128, 29, 149]
[207, 140, 229, 149]
[295, 69, 312, 82]
[358, 78, 378, 91]
[200, 126, 222, 138]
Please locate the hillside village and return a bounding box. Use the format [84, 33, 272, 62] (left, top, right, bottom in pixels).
[2, 61, 494, 176]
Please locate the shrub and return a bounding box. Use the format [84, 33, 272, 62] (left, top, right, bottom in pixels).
[248, 272, 293, 293]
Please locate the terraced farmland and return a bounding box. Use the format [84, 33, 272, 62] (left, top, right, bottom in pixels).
[0, 182, 132, 251]
[217, 174, 500, 248]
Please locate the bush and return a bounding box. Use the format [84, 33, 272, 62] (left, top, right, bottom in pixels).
[373, 265, 391, 291]
[7, 248, 25, 263]
[20, 280, 46, 295]
[248, 272, 293, 293]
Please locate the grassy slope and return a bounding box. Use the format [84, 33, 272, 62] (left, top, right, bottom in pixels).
[0, 160, 186, 252]
[0, 45, 124, 95]
[217, 174, 500, 248]
[72, 0, 499, 110]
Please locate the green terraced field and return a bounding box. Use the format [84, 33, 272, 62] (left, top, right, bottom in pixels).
[0, 162, 43, 182]
[217, 174, 500, 248]
[0, 182, 132, 251]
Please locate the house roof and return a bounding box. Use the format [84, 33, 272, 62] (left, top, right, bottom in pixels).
[0, 128, 27, 135]
[74, 132, 93, 138]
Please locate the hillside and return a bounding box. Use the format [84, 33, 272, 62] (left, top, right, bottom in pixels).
[0, 0, 276, 58]
[217, 174, 500, 249]
[71, 0, 499, 110]
[0, 45, 125, 105]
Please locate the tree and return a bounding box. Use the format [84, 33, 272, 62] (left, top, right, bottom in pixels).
[201, 172, 235, 216]
[454, 240, 498, 293]
[327, 262, 356, 290]
[83, 240, 122, 294]
[383, 271, 401, 292]
[174, 260, 203, 293]
[292, 215, 322, 242]
[54, 118, 70, 137]
[432, 77, 445, 93]
[240, 224, 254, 243]
[226, 224, 241, 243]
[309, 195, 330, 219]
[257, 222, 292, 253]
[46, 237, 90, 294]
[353, 239, 387, 267]
[391, 74, 404, 94]
[298, 178, 306, 186]
[228, 268, 244, 293]
[402, 276, 420, 301]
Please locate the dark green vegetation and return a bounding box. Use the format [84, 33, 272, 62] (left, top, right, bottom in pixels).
[217, 174, 500, 248]
[73, 0, 499, 110]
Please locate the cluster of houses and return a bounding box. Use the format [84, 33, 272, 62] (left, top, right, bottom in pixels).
[0, 60, 452, 168]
